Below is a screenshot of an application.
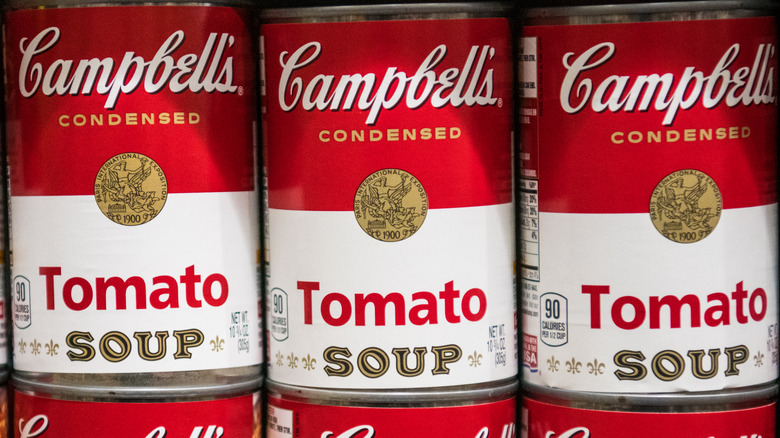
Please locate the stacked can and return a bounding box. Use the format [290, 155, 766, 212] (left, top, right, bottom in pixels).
[518, 0, 778, 436]
[3, 0, 263, 435]
[260, 2, 518, 436]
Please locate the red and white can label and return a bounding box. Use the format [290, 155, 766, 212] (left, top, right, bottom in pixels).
[4, 6, 262, 373]
[522, 397, 776, 438]
[520, 17, 778, 392]
[13, 391, 260, 438]
[267, 395, 517, 438]
[262, 17, 517, 388]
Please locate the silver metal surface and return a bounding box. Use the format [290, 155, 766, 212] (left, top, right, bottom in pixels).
[524, 382, 778, 412]
[523, 0, 773, 25]
[13, 372, 263, 401]
[262, 2, 510, 23]
[268, 378, 518, 407]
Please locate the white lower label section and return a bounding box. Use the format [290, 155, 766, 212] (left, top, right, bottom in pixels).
[267, 203, 517, 389]
[10, 192, 262, 373]
[522, 204, 779, 392]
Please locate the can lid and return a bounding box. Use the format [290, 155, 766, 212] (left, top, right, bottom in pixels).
[523, 382, 779, 412]
[5, 0, 254, 10]
[261, 1, 512, 20]
[524, 0, 776, 17]
[267, 378, 519, 407]
[262, 0, 504, 7]
[12, 372, 264, 401]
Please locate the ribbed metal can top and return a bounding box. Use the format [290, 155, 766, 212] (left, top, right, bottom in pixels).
[261, 1, 511, 22]
[523, 0, 775, 23]
[4, 0, 254, 10]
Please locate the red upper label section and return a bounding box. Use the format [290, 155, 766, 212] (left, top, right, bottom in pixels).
[262, 19, 513, 211]
[5, 6, 257, 196]
[522, 17, 778, 213]
[14, 391, 258, 437]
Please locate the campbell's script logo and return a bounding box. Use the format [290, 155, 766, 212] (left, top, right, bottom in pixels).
[277, 42, 499, 125]
[546, 427, 591, 438]
[17, 27, 239, 108]
[19, 415, 49, 438]
[561, 42, 776, 125]
[544, 427, 766, 438]
[321, 426, 375, 438]
[320, 424, 516, 438]
[19, 414, 228, 437]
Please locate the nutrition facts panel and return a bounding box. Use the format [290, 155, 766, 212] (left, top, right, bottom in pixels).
[520, 179, 539, 282]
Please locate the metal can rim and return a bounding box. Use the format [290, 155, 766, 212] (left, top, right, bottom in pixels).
[524, 0, 775, 19]
[523, 381, 778, 411]
[267, 378, 518, 407]
[261, 2, 510, 20]
[4, 0, 253, 10]
[12, 373, 264, 401]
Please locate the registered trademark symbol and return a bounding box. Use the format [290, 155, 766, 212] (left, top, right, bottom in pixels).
[238, 86, 244, 96]
[498, 98, 503, 107]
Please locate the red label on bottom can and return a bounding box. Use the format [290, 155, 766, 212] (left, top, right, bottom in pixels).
[268, 395, 517, 438]
[523, 397, 776, 438]
[14, 391, 260, 438]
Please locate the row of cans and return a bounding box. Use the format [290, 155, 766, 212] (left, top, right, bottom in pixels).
[0, 0, 778, 435]
[0, 384, 778, 437]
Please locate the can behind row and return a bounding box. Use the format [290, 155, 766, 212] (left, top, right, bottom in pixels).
[519, 0, 779, 395]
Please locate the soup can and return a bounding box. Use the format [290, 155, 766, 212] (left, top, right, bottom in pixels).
[261, 2, 517, 390]
[519, 0, 779, 394]
[3, 0, 263, 390]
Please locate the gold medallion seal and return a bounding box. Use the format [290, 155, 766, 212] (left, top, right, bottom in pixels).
[649, 169, 722, 243]
[354, 169, 428, 242]
[94, 153, 168, 226]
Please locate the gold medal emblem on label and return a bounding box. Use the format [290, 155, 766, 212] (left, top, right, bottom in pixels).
[94, 153, 168, 226]
[649, 169, 722, 243]
[354, 169, 428, 242]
